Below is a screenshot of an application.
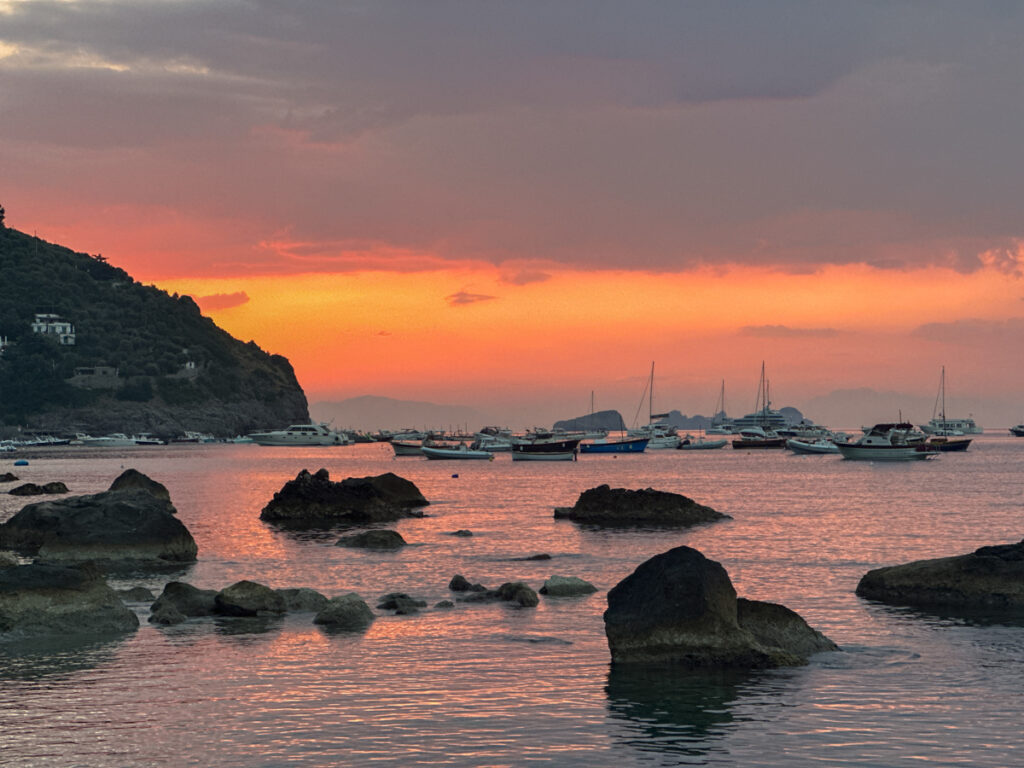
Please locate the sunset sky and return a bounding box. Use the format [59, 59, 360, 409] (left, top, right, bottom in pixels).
[3, 1, 1023, 428]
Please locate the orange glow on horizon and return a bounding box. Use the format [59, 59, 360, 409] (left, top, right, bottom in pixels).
[157, 262, 1024, 421]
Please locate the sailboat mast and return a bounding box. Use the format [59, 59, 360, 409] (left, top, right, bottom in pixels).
[649, 361, 655, 424]
[941, 366, 946, 423]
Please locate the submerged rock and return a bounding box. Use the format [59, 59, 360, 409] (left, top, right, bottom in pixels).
[150, 581, 218, 618]
[275, 587, 329, 612]
[554, 485, 729, 527]
[540, 575, 598, 597]
[314, 593, 375, 630]
[0, 486, 197, 566]
[9, 481, 68, 496]
[260, 469, 428, 524]
[448, 574, 487, 592]
[336, 529, 407, 550]
[377, 592, 427, 614]
[497, 581, 539, 607]
[215, 580, 287, 617]
[117, 586, 156, 602]
[108, 469, 171, 502]
[0, 562, 139, 640]
[0, 473, 18, 483]
[856, 539, 1024, 608]
[604, 545, 836, 668]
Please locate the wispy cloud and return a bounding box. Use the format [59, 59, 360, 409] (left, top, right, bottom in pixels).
[446, 291, 497, 306]
[500, 269, 551, 286]
[739, 324, 839, 338]
[194, 291, 250, 311]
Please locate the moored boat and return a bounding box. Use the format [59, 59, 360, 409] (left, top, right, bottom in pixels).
[837, 423, 938, 461]
[926, 436, 972, 452]
[676, 435, 727, 450]
[248, 424, 352, 446]
[390, 440, 424, 456]
[1011, 425, 1024, 437]
[511, 438, 580, 461]
[731, 363, 786, 448]
[579, 436, 649, 453]
[786, 437, 840, 455]
[421, 442, 494, 460]
[732, 426, 787, 449]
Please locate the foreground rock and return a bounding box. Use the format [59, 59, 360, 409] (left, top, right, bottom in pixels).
[857, 539, 1024, 608]
[457, 581, 539, 607]
[276, 587, 329, 612]
[0, 473, 18, 483]
[0, 479, 197, 566]
[109, 468, 171, 501]
[9, 481, 69, 496]
[336, 529, 407, 550]
[260, 469, 428, 524]
[555, 485, 729, 527]
[604, 546, 836, 668]
[0, 563, 139, 640]
[150, 581, 218, 620]
[314, 593, 375, 630]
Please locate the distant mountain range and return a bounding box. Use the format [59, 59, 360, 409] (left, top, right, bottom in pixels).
[311, 395, 485, 432]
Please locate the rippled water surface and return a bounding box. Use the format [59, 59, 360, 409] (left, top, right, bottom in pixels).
[2, 437, 1024, 766]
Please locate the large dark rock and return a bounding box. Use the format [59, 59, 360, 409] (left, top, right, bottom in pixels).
[604, 546, 836, 668]
[215, 580, 287, 616]
[856, 539, 1024, 608]
[0, 473, 18, 483]
[0, 563, 139, 639]
[9, 482, 68, 496]
[0, 487, 197, 566]
[336, 529, 407, 550]
[108, 469, 171, 502]
[313, 593, 375, 630]
[260, 469, 429, 524]
[554, 485, 729, 527]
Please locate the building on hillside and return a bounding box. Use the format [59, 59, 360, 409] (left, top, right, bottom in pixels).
[68, 366, 120, 389]
[31, 313, 76, 345]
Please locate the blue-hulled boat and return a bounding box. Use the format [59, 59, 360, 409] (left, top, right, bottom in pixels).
[579, 437, 649, 454]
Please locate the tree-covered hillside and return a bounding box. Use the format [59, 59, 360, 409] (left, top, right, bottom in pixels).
[0, 222, 309, 434]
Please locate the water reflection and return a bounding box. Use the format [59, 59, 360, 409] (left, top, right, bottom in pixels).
[0, 633, 133, 680]
[862, 599, 1024, 629]
[605, 664, 781, 761]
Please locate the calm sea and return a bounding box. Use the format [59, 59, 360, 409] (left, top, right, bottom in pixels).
[2, 436, 1023, 767]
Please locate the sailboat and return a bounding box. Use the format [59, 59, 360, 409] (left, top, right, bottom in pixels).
[626, 362, 680, 449]
[920, 367, 975, 450]
[706, 380, 736, 434]
[731, 362, 787, 448]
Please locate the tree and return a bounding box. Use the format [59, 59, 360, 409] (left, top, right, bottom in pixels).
[0, 203, 5, 229]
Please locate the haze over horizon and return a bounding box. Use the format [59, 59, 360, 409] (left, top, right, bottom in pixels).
[3, 1, 1023, 429]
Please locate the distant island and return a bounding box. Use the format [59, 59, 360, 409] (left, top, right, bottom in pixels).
[0, 219, 308, 437]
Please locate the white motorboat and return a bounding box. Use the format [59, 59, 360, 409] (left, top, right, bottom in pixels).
[836, 423, 938, 461]
[677, 435, 727, 450]
[134, 434, 166, 446]
[80, 433, 138, 447]
[786, 437, 840, 455]
[248, 424, 352, 446]
[421, 442, 494, 460]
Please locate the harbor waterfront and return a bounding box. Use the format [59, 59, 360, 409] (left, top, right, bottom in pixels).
[2, 435, 1024, 766]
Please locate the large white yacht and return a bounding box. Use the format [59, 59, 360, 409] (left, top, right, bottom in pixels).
[248, 424, 352, 446]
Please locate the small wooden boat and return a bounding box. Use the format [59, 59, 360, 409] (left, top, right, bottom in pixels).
[511, 438, 580, 461]
[836, 423, 938, 461]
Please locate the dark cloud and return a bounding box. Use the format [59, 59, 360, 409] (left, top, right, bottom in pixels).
[193, 291, 250, 311]
[912, 317, 1024, 344]
[2, 1, 1023, 277]
[445, 291, 497, 307]
[740, 325, 840, 338]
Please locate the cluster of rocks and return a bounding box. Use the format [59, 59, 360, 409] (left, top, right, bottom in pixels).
[554, 484, 730, 527]
[0, 470, 196, 566]
[260, 469, 428, 524]
[8, 481, 69, 496]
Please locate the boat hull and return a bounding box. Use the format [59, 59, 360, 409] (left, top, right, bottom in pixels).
[731, 438, 787, 449]
[677, 438, 727, 450]
[421, 446, 493, 460]
[836, 444, 936, 461]
[391, 441, 423, 456]
[511, 450, 576, 461]
[579, 438, 648, 454]
[786, 439, 840, 455]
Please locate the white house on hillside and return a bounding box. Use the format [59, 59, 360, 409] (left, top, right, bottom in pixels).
[31, 313, 76, 345]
